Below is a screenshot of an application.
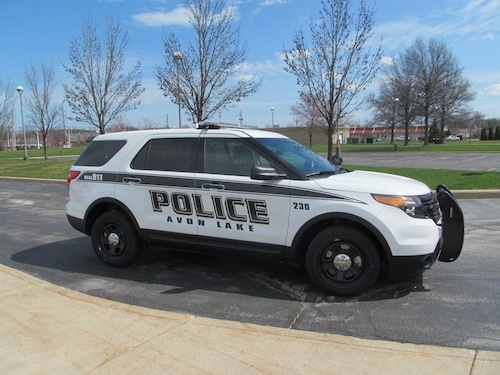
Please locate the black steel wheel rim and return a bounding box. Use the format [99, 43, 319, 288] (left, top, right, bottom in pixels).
[99, 223, 126, 258]
[320, 242, 364, 284]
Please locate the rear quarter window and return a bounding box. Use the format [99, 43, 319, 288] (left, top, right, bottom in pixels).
[130, 138, 198, 172]
[74, 140, 127, 167]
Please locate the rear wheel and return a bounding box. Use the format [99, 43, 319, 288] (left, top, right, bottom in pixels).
[91, 211, 143, 267]
[306, 226, 380, 296]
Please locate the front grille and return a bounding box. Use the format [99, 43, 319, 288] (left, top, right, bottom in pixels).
[418, 192, 441, 223]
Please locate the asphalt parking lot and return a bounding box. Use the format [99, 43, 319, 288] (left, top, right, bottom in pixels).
[0, 177, 499, 351]
[1, 152, 499, 374]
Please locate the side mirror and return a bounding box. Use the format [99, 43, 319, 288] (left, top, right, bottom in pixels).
[330, 154, 343, 166]
[250, 165, 286, 180]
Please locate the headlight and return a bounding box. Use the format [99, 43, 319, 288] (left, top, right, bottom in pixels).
[372, 194, 427, 218]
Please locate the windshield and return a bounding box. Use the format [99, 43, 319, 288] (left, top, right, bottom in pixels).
[255, 138, 340, 177]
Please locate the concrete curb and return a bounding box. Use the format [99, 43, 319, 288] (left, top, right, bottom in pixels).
[1, 264, 499, 375]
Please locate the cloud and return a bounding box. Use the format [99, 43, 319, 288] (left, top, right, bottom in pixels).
[252, 0, 288, 15]
[375, 0, 500, 53]
[133, 6, 190, 27]
[380, 56, 394, 66]
[259, 0, 288, 6]
[485, 83, 500, 96]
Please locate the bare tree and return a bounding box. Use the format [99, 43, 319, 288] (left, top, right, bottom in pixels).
[435, 68, 474, 136]
[284, 0, 382, 159]
[156, 0, 262, 125]
[24, 62, 61, 159]
[0, 80, 16, 150]
[407, 38, 473, 145]
[374, 38, 474, 146]
[64, 17, 144, 134]
[370, 55, 419, 145]
[290, 92, 327, 147]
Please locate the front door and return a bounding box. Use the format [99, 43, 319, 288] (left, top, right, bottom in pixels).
[195, 135, 291, 256]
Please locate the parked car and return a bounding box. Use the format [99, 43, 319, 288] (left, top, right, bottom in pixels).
[395, 135, 410, 141]
[446, 135, 460, 141]
[66, 124, 464, 296]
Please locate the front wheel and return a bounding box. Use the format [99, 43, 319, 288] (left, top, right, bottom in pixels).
[306, 226, 380, 296]
[91, 211, 143, 267]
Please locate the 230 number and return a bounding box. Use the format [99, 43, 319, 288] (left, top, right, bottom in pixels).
[293, 202, 310, 210]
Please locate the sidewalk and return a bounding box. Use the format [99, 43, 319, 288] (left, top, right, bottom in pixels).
[1, 265, 498, 375]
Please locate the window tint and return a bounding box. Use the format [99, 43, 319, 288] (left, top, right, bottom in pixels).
[131, 138, 197, 172]
[74, 140, 126, 167]
[203, 139, 272, 176]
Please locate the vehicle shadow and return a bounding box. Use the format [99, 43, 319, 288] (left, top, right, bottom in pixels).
[9, 237, 428, 304]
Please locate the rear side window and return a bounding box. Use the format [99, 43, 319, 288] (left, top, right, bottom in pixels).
[74, 140, 126, 167]
[131, 138, 198, 172]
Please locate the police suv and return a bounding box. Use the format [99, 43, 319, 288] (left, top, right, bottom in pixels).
[66, 124, 464, 296]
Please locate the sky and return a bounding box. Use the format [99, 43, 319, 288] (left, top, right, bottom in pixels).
[1, 0, 500, 132]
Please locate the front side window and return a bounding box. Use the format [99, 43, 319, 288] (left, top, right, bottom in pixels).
[255, 137, 340, 176]
[131, 138, 197, 172]
[203, 138, 272, 176]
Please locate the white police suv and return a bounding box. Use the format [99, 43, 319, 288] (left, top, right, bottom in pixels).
[66, 124, 464, 296]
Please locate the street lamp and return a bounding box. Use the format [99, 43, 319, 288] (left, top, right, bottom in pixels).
[271, 107, 275, 131]
[16, 86, 29, 160]
[173, 51, 183, 128]
[392, 97, 399, 144]
[68, 121, 72, 148]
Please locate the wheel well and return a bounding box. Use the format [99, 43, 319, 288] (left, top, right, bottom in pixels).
[84, 199, 139, 236]
[291, 216, 389, 267]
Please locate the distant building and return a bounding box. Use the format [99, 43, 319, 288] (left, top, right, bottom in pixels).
[349, 126, 427, 143]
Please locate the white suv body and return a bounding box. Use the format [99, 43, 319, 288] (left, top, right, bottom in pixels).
[66, 125, 464, 296]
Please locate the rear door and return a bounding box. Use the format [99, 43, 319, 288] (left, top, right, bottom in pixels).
[114, 134, 199, 238]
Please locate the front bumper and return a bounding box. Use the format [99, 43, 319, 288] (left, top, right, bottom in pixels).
[385, 185, 464, 281]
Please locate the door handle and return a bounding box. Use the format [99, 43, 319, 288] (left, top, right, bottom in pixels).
[123, 177, 141, 184]
[201, 183, 225, 190]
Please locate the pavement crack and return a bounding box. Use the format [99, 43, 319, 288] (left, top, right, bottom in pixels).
[289, 303, 307, 329]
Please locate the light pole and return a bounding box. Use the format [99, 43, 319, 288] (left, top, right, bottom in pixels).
[173, 51, 183, 128]
[391, 97, 399, 144]
[16, 86, 29, 160]
[271, 107, 275, 131]
[68, 121, 72, 148]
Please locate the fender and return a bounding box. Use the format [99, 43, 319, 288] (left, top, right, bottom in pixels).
[84, 197, 141, 237]
[286, 212, 392, 264]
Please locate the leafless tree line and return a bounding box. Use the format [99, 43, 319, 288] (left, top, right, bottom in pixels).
[369, 38, 475, 145]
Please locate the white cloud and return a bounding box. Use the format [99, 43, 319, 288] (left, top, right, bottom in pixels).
[133, 7, 190, 27]
[375, 0, 500, 53]
[259, 0, 288, 6]
[380, 56, 394, 66]
[485, 83, 500, 96]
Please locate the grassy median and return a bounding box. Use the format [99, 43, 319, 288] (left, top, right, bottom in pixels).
[1, 141, 499, 189]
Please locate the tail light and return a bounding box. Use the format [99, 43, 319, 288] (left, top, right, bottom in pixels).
[66, 170, 81, 188]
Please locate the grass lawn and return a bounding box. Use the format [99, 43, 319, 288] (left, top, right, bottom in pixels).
[1, 140, 499, 189]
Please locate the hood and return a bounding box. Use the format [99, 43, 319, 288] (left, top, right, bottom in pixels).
[314, 170, 432, 196]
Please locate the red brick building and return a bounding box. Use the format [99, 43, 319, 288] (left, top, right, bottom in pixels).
[349, 126, 427, 143]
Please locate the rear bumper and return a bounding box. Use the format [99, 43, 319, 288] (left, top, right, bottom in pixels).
[66, 215, 87, 235]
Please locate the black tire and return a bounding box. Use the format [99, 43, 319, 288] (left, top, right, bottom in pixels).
[306, 226, 380, 296]
[91, 211, 143, 267]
